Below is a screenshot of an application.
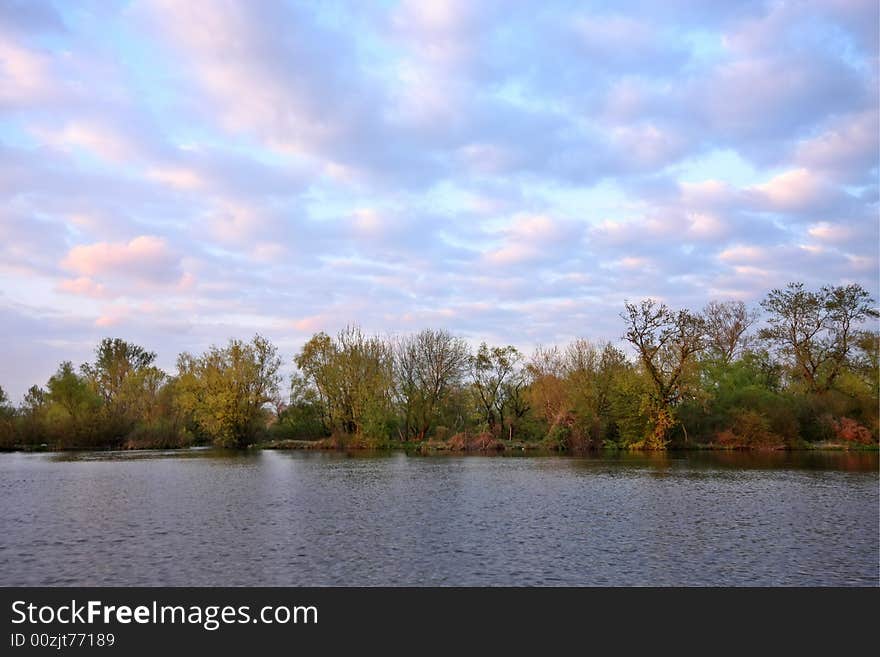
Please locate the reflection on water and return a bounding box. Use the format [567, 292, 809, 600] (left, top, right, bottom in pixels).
[564, 449, 880, 472]
[50, 447, 880, 471]
[50, 446, 256, 462]
[1, 449, 876, 586]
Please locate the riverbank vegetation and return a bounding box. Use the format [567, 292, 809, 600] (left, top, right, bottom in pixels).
[1, 282, 877, 452]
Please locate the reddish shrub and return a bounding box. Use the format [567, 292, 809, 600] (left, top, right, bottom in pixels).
[713, 409, 784, 449]
[831, 417, 875, 445]
[447, 433, 469, 451]
[714, 429, 740, 447]
[438, 431, 507, 451]
[469, 432, 505, 451]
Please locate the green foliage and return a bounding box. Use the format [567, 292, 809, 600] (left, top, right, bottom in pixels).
[47, 361, 100, 420]
[41, 362, 105, 447]
[1, 282, 877, 451]
[714, 408, 782, 448]
[759, 282, 878, 393]
[176, 335, 282, 448]
[678, 351, 797, 447]
[270, 373, 327, 440]
[0, 386, 15, 448]
[14, 385, 49, 446]
[469, 343, 524, 434]
[295, 326, 394, 440]
[82, 338, 157, 406]
[607, 366, 653, 447]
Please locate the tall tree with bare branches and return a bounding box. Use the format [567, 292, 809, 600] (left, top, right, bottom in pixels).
[703, 300, 758, 364]
[759, 282, 878, 392]
[394, 329, 470, 440]
[622, 299, 706, 447]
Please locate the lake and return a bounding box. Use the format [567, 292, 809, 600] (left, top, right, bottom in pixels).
[0, 449, 877, 586]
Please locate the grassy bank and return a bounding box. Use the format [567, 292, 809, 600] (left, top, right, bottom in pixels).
[257, 437, 879, 454]
[3, 435, 877, 454]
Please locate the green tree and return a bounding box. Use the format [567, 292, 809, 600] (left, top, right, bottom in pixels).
[561, 340, 631, 447]
[608, 365, 653, 447]
[176, 335, 282, 448]
[0, 385, 12, 415]
[469, 343, 523, 434]
[81, 338, 159, 432]
[0, 385, 15, 447]
[16, 385, 49, 445]
[853, 331, 879, 398]
[47, 362, 100, 423]
[45, 362, 102, 446]
[294, 332, 338, 431]
[272, 373, 327, 440]
[296, 326, 395, 440]
[759, 282, 878, 393]
[680, 349, 794, 447]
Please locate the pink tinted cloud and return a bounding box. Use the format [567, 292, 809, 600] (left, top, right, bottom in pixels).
[95, 313, 124, 328]
[483, 214, 581, 266]
[794, 110, 879, 181]
[390, 0, 484, 67]
[32, 121, 139, 162]
[611, 123, 686, 169]
[61, 235, 182, 285]
[718, 244, 767, 264]
[147, 165, 205, 190]
[749, 169, 836, 213]
[484, 242, 541, 266]
[808, 221, 854, 244]
[679, 180, 741, 209]
[0, 39, 54, 106]
[57, 277, 109, 299]
[291, 315, 326, 333]
[588, 205, 732, 248]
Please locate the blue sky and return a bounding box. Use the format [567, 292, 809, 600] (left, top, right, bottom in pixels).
[0, 0, 878, 400]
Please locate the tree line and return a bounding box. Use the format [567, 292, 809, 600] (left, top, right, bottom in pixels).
[0, 282, 877, 451]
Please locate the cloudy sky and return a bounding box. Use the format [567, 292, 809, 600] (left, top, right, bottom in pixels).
[1, 0, 878, 400]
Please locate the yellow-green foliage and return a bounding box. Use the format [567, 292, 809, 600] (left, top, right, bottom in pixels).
[295, 326, 394, 440]
[176, 335, 281, 448]
[1, 283, 877, 451]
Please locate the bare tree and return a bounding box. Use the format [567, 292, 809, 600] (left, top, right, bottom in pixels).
[622, 299, 706, 447]
[759, 282, 878, 392]
[394, 329, 470, 440]
[622, 300, 706, 406]
[703, 300, 758, 364]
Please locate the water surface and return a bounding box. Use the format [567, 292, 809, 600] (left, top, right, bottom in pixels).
[1, 449, 877, 586]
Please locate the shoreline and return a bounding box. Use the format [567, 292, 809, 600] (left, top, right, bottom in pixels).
[2, 440, 877, 454]
[259, 439, 880, 453]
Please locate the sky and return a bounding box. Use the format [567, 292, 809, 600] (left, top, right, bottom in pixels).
[0, 0, 878, 401]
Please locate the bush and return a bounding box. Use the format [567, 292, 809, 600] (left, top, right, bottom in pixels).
[447, 432, 468, 450]
[830, 417, 875, 445]
[713, 408, 784, 449]
[445, 432, 504, 451]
